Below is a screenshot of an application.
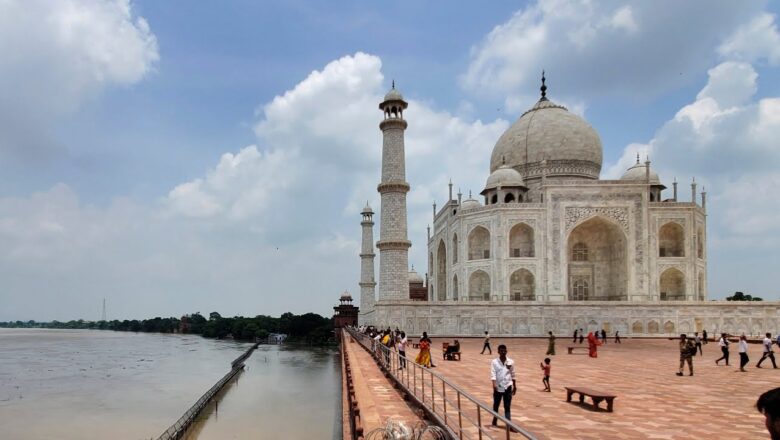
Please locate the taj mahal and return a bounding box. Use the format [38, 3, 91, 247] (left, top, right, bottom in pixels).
[357, 77, 779, 337]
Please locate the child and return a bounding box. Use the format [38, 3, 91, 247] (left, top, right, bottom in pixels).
[540, 358, 551, 392]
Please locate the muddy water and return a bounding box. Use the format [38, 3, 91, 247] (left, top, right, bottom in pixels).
[0, 328, 252, 439]
[184, 344, 341, 440]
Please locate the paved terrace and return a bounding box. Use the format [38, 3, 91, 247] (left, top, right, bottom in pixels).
[343, 334, 425, 434]
[396, 337, 773, 439]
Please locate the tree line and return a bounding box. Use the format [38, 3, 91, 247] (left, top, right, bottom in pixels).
[0, 311, 335, 345]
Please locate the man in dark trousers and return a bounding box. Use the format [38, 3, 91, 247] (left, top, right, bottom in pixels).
[573, 328, 578, 344]
[579, 329, 584, 344]
[702, 329, 708, 344]
[757, 333, 778, 369]
[490, 345, 516, 428]
[614, 330, 621, 344]
[601, 329, 607, 344]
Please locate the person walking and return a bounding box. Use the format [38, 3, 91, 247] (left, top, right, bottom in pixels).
[757, 332, 778, 369]
[579, 329, 584, 344]
[702, 329, 708, 345]
[546, 331, 556, 356]
[572, 329, 578, 344]
[490, 345, 516, 427]
[481, 331, 492, 355]
[415, 332, 433, 368]
[694, 332, 703, 356]
[614, 330, 621, 344]
[738, 334, 750, 372]
[601, 329, 607, 345]
[540, 358, 551, 392]
[677, 334, 695, 376]
[396, 333, 407, 370]
[715, 333, 730, 366]
[587, 332, 601, 358]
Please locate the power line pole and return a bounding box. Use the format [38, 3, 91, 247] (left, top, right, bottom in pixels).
[101, 298, 106, 321]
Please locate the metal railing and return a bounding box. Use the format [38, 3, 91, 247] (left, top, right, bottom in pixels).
[346, 328, 537, 440]
[156, 342, 259, 440]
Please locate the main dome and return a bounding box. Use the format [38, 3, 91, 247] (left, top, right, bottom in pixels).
[489, 98, 603, 180]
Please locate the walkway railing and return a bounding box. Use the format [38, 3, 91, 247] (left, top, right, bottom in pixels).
[156, 342, 259, 440]
[346, 328, 537, 440]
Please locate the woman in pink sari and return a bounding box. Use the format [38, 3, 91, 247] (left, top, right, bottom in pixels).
[587, 331, 601, 358]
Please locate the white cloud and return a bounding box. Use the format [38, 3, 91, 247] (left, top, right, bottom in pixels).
[606, 60, 780, 296]
[0, 52, 511, 319]
[164, 146, 297, 221]
[718, 13, 780, 65]
[462, 0, 764, 110]
[0, 0, 158, 158]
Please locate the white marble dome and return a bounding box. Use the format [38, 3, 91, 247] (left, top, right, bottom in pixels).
[340, 290, 352, 301]
[621, 160, 663, 186]
[484, 165, 524, 190]
[408, 267, 424, 284]
[384, 88, 404, 102]
[490, 98, 603, 179]
[460, 196, 481, 211]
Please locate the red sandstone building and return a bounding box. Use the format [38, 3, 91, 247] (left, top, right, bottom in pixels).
[333, 291, 359, 329]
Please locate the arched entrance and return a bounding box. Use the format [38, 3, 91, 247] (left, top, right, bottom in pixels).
[437, 240, 446, 301]
[469, 270, 490, 301]
[660, 268, 685, 300]
[567, 216, 627, 301]
[509, 269, 535, 300]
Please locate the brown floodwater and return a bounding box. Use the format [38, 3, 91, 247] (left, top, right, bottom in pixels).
[0, 329, 340, 439]
[184, 344, 341, 439]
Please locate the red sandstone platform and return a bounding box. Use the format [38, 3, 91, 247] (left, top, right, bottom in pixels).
[356, 337, 774, 439]
[343, 336, 424, 434]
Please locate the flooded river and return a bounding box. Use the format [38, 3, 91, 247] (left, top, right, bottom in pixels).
[0, 329, 340, 439]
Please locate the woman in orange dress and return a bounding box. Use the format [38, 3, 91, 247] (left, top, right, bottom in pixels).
[415, 339, 432, 367]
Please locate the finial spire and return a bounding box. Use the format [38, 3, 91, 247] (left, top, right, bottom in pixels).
[540, 70, 548, 101]
[392, 79, 395, 89]
[636, 153, 640, 164]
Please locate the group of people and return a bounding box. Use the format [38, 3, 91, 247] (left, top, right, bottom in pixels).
[676, 331, 779, 376]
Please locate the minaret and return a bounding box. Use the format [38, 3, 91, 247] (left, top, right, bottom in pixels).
[377, 82, 411, 301]
[359, 202, 376, 322]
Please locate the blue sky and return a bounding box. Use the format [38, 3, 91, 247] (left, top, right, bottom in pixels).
[1, 0, 779, 321]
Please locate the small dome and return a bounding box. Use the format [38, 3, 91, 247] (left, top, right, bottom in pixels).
[461, 196, 482, 211]
[621, 158, 663, 186]
[408, 267, 424, 284]
[384, 88, 404, 102]
[340, 290, 352, 301]
[361, 201, 373, 214]
[484, 165, 524, 190]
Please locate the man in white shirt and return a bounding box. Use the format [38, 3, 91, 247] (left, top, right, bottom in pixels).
[757, 333, 777, 369]
[490, 344, 516, 427]
[715, 333, 730, 366]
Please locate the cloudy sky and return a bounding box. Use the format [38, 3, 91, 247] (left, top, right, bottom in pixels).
[1, 0, 779, 321]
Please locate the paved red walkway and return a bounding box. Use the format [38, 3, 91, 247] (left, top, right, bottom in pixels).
[343, 335, 424, 434]
[401, 337, 774, 439]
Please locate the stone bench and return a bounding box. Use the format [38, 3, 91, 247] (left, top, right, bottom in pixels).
[565, 386, 617, 412]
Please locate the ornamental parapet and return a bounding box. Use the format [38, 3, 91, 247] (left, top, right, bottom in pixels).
[377, 181, 410, 193]
[376, 239, 412, 250]
[359, 281, 377, 287]
[379, 119, 408, 130]
[359, 253, 376, 258]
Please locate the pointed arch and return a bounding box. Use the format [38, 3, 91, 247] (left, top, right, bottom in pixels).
[508, 223, 534, 258]
[509, 269, 535, 301]
[659, 222, 685, 257]
[468, 226, 491, 260]
[436, 240, 446, 301]
[452, 233, 458, 264]
[468, 270, 491, 301]
[452, 274, 459, 301]
[567, 216, 627, 301]
[697, 272, 705, 301]
[660, 268, 685, 300]
[697, 227, 704, 259]
[663, 321, 675, 334]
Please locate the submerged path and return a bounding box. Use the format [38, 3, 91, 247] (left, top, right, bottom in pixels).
[343, 334, 424, 434]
